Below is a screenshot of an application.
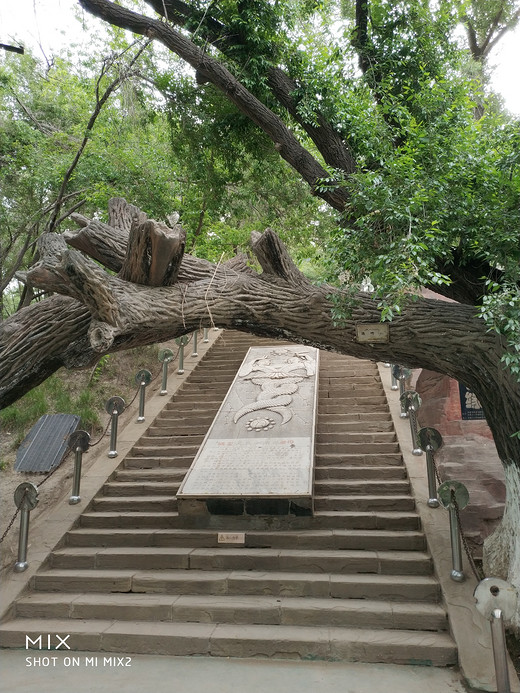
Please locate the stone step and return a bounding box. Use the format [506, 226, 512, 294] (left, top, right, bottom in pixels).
[314, 495, 415, 512]
[317, 421, 395, 432]
[49, 547, 432, 574]
[183, 374, 239, 383]
[319, 396, 388, 405]
[136, 435, 205, 447]
[314, 480, 410, 495]
[315, 453, 403, 466]
[163, 403, 221, 412]
[80, 512, 181, 528]
[13, 593, 448, 631]
[319, 388, 385, 398]
[319, 404, 390, 414]
[30, 569, 440, 601]
[175, 387, 231, 397]
[319, 375, 382, 385]
[312, 511, 420, 530]
[156, 413, 216, 424]
[102, 482, 180, 497]
[146, 424, 211, 436]
[317, 412, 392, 422]
[79, 510, 421, 530]
[316, 432, 397, 444]
[315, 442, 401, 454]
[315, 466, 406, 480]
[0, 618, 457, 665]
[130, 446, 199, 457]
[189, 364, 242, 371]
[124, 456, 194, 468]
[65, 528, 426, 551]
[169, 394, 226, 403]
[91, 497, 177, 512]
[319, 371, 379, 378]
[114, 469, 189, 482]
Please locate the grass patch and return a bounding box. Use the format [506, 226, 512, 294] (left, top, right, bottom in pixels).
[0, 374, 102, 447]
[0, 344, 163, 455]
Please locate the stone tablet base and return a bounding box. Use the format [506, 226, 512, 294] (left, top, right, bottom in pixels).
[178, 496, 313, 518]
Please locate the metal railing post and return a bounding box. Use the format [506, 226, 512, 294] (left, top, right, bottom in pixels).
[438, 480, 469, 582]
[425, 446, 440, 507]
[203, 328, 209, 343]
[106, 396, 125, 458]
[401, 390, 423, 455]
[418, 427, 442, 508]
[474, 577, 518, 693]
[68, 430, 91, 505]
[491, 609, 511, 693]
[393, 365, 411, 417]
[135, 369, 152, 422]
[158, 349, 174, 395]
[13, 482, 39, 572]
[390, 364, 399, 390]
[176, 335, 189, 374]
[448, 503, 464, 581]
[192, 330, 198, 357]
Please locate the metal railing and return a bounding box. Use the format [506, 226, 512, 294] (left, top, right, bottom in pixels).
[1, 330, 205, 572]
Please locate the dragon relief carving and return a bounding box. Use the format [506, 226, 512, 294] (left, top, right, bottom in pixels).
[233, 348, 315, 431]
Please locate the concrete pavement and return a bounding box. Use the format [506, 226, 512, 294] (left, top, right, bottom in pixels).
[1, 649, 467, 693]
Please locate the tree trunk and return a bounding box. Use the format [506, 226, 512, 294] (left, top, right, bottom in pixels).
[1, 202, 519, 627]
[484, 464, 520, 631]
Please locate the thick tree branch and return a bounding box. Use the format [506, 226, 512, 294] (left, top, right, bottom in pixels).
[146, 3, 357, 182]
[266, 68, 356, 175]
[78, 0, 349, 211]
[2, 200, 519, 482]
[119, 218, 186, 286]
[108, 196, 147, 232]
[251, 228, 313, 289]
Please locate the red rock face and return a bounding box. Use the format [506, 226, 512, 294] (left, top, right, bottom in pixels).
[414, 369, 504, 556]
[416, 370, 493, 439]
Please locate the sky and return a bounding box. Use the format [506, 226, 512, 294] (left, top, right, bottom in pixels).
[1, 0, 520, 115]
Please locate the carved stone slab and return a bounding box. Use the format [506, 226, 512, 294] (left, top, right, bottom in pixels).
[178, 345, 319, 515]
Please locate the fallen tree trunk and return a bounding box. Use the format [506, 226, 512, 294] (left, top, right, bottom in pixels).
[1, 201, 519, 628]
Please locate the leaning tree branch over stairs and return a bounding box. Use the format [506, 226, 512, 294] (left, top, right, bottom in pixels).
[1, 198, 520, 627]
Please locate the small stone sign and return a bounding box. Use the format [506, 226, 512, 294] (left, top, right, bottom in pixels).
[356, 323, 389, 343]
[177, 345, 319, 516]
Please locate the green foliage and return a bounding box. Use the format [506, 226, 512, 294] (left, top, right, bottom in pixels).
[154, 60, 335, 261]
[0, 42, 177, 314]
[0, 374, 101, 447]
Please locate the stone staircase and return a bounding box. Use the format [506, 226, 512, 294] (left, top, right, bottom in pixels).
[0, 331, 457, 666]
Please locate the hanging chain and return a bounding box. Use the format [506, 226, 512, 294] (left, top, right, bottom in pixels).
[89, 414, 112, 447]
[428, 446, 443, 485]
[36, 448, 72, 488]
[0, 506, 21, 544]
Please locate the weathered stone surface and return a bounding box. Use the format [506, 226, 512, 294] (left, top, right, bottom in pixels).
[178, 345, 318, 513]
[416, 369, 492, 439]
[434, 434, 506, 555]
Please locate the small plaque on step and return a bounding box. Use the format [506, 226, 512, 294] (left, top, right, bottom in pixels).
[218, 532, 246, 544]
